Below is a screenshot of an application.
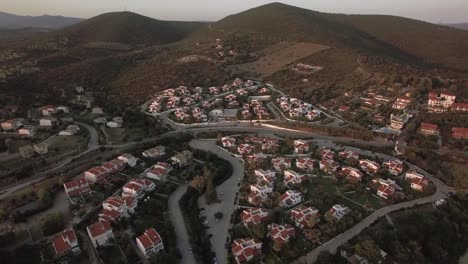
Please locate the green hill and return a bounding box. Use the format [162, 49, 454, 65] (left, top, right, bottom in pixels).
[49, 11, 204, 46]
[190, 2, 468, 72]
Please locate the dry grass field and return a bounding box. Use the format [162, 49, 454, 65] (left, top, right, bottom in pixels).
[228, 42, 329, 78]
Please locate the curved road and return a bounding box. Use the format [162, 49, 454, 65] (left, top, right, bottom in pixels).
[190, 139, 245, 264]
[168, 183, 197, 264]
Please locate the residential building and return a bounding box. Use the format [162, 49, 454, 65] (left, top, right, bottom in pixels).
[271, 157, 292, 171]
[340, 167, 363, 182]
[420, 122, 439, 135]
[19, 145, 35, 159]
[254, 169, 276, 182]
[278, 190, 303, 208]
[170, 150, 192, 167]
[405, 172, 429, 191]
[231, 238, 262, 264]
[33, 143, 48, 155]
[284, 170, 306, 187]
[122, 179, 155, 199]
[59, 125, 80, 136]
[84, 166, 108, 183]
[118, 153, 138, 167]
[136, 228, 165, 258]
[86, 220, 114, 248]
[221, 136, 236, 148]
[240, 208, 270, 228]
[39, 118, 56, 127]
[293, 139, 310, 154]
[452, 127, 468, 139]
[389, 112, 412, 130]
[377, 184, 395, 200]
[146, 162, 172, 181]
[237, 144, 254, 155]
[296, 157, 316, 171]
[246, 153, 266, 164]
[392, 97, 411, 110]
[373, 178, 401, 200]
[290, 205, 320, 229]
[319, 158, 339, 174]
[142, 146, 166, 159]
[52, 228, 81, 257]
[359, 159, 380, 174]
[18, 125, 36, 136]
[63, 178, 90, 200]
[338, 150, 359, 160]
[319, 148, 335, 160]
[267, 223, 295, 248]
[428, 92, 456, 110]
[451, 103, 468, 112]
[102, 196, 136, 217]
[382, 160, 404, 176]
[325, 204, 351, 221]
[1, 119, 23, 131]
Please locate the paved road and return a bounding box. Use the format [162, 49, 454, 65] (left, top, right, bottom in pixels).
[0, 124, 392, 199]
[75, 121, 99, 148]
[78, 230, 102, 264]
[190, 139, 245, 264]
[293, 189, 447, 264]
[168, 183, 197, 264]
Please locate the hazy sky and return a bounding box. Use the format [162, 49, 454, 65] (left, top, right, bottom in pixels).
[1, 0, 468, 23]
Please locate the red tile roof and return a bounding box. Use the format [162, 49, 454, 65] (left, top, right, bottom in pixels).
[87, 220, 112, 238]
[52, 228, 77, 255]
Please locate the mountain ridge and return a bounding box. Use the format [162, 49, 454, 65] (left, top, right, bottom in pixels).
[0, 11, 83, 29]
[41, 11, 205, 47]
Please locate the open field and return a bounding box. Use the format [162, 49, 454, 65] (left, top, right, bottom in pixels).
[47, 135, 87, 154]
[228, 42, 329, 78]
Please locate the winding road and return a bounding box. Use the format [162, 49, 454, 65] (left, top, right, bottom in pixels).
[190, 139, 245, 264]
[168, 183, 197, 264]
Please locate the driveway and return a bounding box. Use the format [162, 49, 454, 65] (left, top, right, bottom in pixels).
[168, 183, 197, 264]
[189, 139, 245, 264]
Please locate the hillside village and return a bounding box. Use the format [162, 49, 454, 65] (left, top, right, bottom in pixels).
[0, 63, 466, 264]
[0, 2, 468, 264]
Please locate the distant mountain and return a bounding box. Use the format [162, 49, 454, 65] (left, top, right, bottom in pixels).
[47, 11, 205, 46]
[0, 11, 83, 29]
[0, 27, 50, 43]
[445, 23, 468, 30]
[191, 2, 468, 72]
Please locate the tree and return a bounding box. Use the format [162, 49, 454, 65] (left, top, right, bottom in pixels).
[354, 240, 383, 263]
[37, 187, 53, 205]
[41, 212, 65, 236]
[251, 224, 266, 239]
[304, 228, 321, 243]
[214, 212, 223, 221]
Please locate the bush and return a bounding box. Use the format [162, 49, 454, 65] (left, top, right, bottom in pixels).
[41, 212, 65, 236]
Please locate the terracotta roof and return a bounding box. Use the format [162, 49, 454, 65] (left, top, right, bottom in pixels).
[87, 220, 112, 238]
[52, 228, 77, 255]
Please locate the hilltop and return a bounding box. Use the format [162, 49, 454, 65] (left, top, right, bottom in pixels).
[46, 11, 205, 47]
[190, 2, 468, 72]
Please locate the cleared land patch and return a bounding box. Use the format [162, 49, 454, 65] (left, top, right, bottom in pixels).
[228, 42, 329, 78]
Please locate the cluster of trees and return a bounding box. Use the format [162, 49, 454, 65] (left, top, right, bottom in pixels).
[40, 212, 65, 236]
[349, 198, 468, 264]
[178, 186, 213, 263]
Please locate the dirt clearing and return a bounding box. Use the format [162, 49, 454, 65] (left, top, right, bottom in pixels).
[229, 42, 329, 78]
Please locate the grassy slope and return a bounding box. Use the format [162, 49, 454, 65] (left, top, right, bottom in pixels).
[190, 2, 468, 72]
[46, 11, 205, 46]
[335, 14, 468, 71]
